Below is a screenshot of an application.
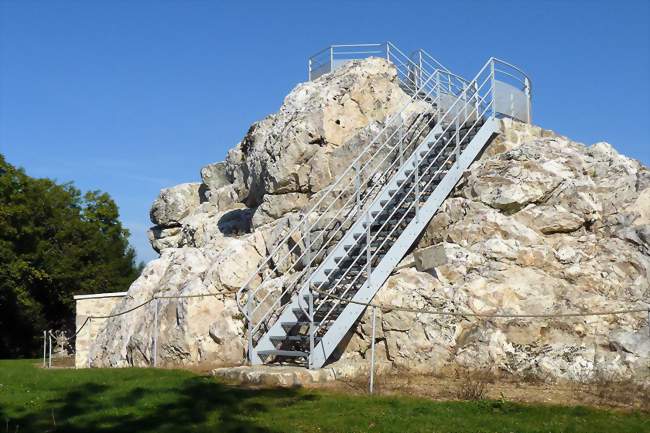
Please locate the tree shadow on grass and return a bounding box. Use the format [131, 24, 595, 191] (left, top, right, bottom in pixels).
[15, 376, 314, 433]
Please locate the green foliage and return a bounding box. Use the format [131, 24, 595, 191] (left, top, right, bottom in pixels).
[0, 155, 142, 357]
[0, 359, 648, 433]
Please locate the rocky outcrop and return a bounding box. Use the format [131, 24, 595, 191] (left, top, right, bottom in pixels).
[144, 57, 422, 253]
[90, 58, 420, 367]
[150, 183, 203, 227]
[338, 120, 650, 383]
[88, 59, 649, 385]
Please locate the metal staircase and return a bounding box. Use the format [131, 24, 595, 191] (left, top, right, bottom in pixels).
[237, 43, 532, 369]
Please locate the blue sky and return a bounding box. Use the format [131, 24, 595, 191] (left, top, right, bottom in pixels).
[1, 0, 648, 263]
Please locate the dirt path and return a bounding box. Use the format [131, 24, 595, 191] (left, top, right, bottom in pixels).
[313, 373, 649, 412]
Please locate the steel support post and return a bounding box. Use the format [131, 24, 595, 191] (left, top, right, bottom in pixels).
[354, 162, 361, 211]
[369, 306, 377, 395]
[305, 224, 311, 270]
[308, 58, 312, 81]
[308, 291, 315, 370]
[329, 47, 334, 75]
[418, 51, 423, 91]
[415, 154, 420, 223]
[399, 119, 404, 165]
[153, 298, 159, 368]
[43, 330, 47, 368]
[473, 81, 479, 120]
[306, 227, 315, 370]
[490, 60, 496, 119]
[455, 115, 461, 165]
[247, 289, 254, 364]
[366, 211, 372, 287]
[524, 77, 532, 124]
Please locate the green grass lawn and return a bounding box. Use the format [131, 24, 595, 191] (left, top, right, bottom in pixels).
[0, 359, 647, 433]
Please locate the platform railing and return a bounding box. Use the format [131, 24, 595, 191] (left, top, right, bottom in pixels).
[308, 42, 450, 96]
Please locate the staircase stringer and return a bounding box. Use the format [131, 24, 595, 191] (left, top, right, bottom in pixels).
[310, 117, 501, 368]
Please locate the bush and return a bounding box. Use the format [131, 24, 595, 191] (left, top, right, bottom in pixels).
[455, 367, 491, 401]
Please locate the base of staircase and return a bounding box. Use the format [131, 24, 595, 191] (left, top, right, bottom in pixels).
[211, 360, 392, 387]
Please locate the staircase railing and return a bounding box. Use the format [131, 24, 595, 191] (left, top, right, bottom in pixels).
[307, 42, 452, 96]
[236, 46, 468, 358]
[409, 49, 466, 96]
[238, 73, 435, 350]
[307, 58, 532, 340]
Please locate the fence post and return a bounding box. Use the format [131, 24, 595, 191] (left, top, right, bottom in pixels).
[87, 318, 92, 368]
[369, 306, 377, 395]
[48, 330, 52, 368]
[153, 298, 159, 368]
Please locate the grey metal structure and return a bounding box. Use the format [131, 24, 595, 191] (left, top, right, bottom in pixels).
[237, 43, 532, 369]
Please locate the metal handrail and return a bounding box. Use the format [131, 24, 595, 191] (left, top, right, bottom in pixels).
[311, 74, 494, 330]
[239, 47, 531, 363]
[237, 45, 444, 316]
[308, 42, 442, 82]
[237, 48, 461, 344]
[240, 70, 444, 339]
[412, 49, 469, 96]
[283, 111, 435, 325]
[252, 54, 530, 366]
[410, 48, 452, 74]
[310, 57, 530, 335]
[236, 64, 436, 310]
[492, 57, 532, 93]
[308, 42, 434, 100]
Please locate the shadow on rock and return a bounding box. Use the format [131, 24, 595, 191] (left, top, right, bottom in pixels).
[218, 208, 253, 236]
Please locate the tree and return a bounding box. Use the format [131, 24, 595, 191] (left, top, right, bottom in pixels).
[0, 154, 142, 357]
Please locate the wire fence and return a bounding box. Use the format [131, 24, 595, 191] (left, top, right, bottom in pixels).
[43, 290, 650, 394]
[44, 288, 650, 393]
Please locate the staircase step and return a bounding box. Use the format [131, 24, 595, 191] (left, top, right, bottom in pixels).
[281, 321, 317, 328]
[325, 266, 362, 275]
[270, 335, 322, 342]
[257, 349, 308, 358]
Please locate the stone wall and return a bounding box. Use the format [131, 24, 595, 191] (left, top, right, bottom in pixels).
[74, 292, 127, 368]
